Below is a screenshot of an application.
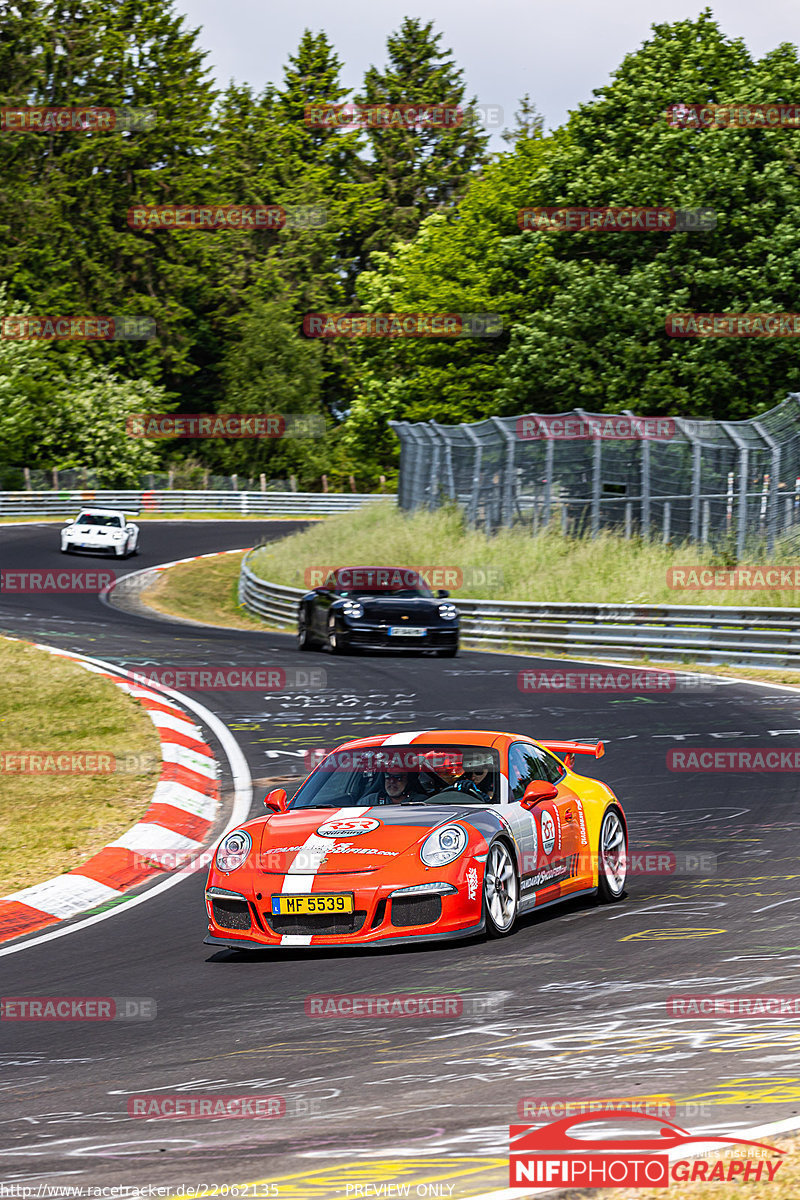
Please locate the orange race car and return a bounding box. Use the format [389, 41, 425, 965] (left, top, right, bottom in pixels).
[204, 729, 627, 950]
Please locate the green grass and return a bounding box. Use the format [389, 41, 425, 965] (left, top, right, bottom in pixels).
[247, 503, 800, 607]
[143, 551, 268, 631]
[0, 637, 162, 894]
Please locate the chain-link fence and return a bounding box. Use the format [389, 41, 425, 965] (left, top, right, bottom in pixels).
[391, 396, 800, 554]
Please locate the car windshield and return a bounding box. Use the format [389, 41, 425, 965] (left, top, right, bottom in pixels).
[75, 514, 123, 527]
[290, 744, 500, 809]
[327, 568, 434, 599]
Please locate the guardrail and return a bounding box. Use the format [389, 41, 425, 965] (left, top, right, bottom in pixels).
[0, 490, 389, 517]
[238, 552, 800, 668]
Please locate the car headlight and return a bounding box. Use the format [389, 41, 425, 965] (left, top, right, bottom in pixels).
[438, 603, 458, 620]
[341, 601, 364, 618]
[215, 830, 252, 873]
[420, 824, 468, 867]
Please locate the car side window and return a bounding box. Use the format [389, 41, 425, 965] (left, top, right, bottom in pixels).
[508, 742, 564, 800]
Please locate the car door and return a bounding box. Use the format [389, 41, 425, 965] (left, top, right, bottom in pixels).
[507, 742, 583, 903]
[311, 575, 337, 638]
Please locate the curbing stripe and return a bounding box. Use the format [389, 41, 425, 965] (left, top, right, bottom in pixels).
[0, 642, 222, 943]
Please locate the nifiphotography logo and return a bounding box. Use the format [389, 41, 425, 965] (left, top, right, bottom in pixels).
[509, 1111, 785, 1188]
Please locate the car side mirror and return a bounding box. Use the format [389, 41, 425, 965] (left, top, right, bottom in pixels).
[64, 518, 74, 525]
[520, 780, 559, 810]
[264, 788, 289, 813]
[437, 589, 450, 598]
[313, 586, 329, 595]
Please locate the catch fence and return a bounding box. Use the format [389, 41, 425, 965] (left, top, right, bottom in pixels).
[391, 395, 800, 554]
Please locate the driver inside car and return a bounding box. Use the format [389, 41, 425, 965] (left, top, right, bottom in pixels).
[369, 765, 421, 805]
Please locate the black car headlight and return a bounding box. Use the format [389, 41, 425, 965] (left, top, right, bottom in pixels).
[341, 601, 364, 619]
[438, 603, 458, 620]
[215, 830, 252, 873]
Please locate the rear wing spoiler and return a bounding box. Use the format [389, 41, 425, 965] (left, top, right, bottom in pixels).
[541, 740, 605, 769]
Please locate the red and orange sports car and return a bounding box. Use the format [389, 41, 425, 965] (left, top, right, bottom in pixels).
[204, 730, 627, 950]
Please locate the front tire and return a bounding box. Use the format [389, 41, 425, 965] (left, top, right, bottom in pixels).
[437, 642, 459, 658]
[483, 839, 519, 937]
[297, 612, 315, 651]
[597, 806, 627, 902]
[328, 616, 350, 655]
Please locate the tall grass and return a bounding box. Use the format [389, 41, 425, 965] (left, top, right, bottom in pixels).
[248, 502, 800, 607]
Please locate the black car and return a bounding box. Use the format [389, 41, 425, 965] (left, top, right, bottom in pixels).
[297, 566, 460, 656]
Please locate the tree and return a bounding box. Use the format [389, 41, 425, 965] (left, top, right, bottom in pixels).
[354, 18, 490, 261]
[496, 10, 800, 417]
[0, 288, 166, 483]
[500, 94, 544, 146]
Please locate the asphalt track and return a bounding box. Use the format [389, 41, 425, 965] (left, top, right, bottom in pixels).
[1, 520, 800, 1198]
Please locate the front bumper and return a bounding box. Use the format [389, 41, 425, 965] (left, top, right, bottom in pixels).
[341, 623, 459, 651]
[204, 920, 485, 951]
[205, 873, 481, 948]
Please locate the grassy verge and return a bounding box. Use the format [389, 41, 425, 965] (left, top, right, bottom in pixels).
[142, 551, 269, 632]
[248, 503, 800, 607]
[0, 638, 162, 895]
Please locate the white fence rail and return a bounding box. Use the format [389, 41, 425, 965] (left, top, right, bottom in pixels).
[0, 490, 388, 517]
[239, 552, 800, 668]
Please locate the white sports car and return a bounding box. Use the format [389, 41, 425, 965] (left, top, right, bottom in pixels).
[61, 509, 140, 558]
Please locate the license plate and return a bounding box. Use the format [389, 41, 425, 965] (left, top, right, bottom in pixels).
[389, 626, 427, 637]
[271, 893, 354, 915]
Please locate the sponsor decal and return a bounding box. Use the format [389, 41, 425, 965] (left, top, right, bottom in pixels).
[466, 866, 479, 901]
[316, 817, 381, 838]
[528, 862, 570, 888]
[261, 843, 396, 862]
[539, 810, 556, 856]
[576, 800, 588, 846]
